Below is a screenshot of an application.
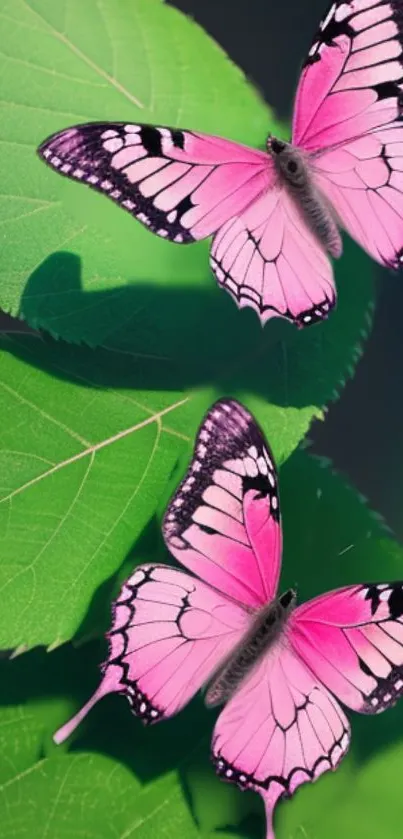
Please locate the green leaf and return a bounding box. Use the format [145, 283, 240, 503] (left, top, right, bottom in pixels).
[0, 644, 212, 839]
[0, 309, 377, 652]
[0, 0, 374, 413]
[0, 0, 272, 329]
[0, 312, 383, 651]
[0, 332, 190, 650]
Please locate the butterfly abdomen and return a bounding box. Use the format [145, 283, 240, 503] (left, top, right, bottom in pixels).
[205, 590, 296, 707]
[270, 140, 342, 259]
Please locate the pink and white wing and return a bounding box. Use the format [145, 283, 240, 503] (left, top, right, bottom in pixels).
[291, 581, 403, 713]
[212, 641, 350, 839]
[293, 0, 403, 268]
[54, 564, 251, 744]
[38, 122, 270, 242]
[210, 185, 336, 327]
[163, 398, 282, 609]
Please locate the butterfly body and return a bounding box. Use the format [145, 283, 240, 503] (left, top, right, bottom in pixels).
[205, 588, 297, 707]
[269, 138, 343, 257]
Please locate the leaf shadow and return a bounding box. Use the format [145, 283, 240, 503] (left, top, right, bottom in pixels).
[10, 244, 371, 410]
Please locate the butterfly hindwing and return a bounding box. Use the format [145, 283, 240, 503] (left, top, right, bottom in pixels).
[38, 122, 270, 243]
[290, 582, 403, 714]
[54, 563, 250, 744]
[212, 639, 350, 839]
[210, 185, 336, 326]
[163, 398, 282, 608]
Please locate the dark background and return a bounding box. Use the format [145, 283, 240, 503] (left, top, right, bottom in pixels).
[2, 0, 402, 536]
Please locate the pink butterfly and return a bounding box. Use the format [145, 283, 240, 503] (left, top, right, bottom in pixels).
[55, 398, 403, 839]
[37, 0, 403, 328]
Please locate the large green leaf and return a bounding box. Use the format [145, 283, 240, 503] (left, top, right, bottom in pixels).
[0, 322, 382, 651]
[0, 0, 374, 397]
[0, 327, 311, 651]
[0, 0, 272, 330]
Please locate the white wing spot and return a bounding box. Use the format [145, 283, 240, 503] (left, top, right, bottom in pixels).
[87, 174, 99, 184]
[101, 180, 113, 191]
[244, 457, 258, 478]
[61, 163, 72, 173]
[128, 569, 146, 586]
[248, 446, 258, 459]
[341, 733, 349, 749]
[271, 496, 278, 510]
[335, 3, 351, 22]
[73, 168, 84, 179]
[158, 229, 169, 237]
[321, 2, 336, 30]
[380, 590, 391, 601]
[101, 129, 118, 139]
[167, 210, 177, 223]
[125, 124, 141, 133]
[257, 456, 268, 475]
[174, 234, 184, 243]
[103, 137, 124, 153]
[123, 199, 135, 210]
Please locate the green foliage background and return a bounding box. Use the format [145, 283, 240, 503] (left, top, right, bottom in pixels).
[0, 1, 401, 838]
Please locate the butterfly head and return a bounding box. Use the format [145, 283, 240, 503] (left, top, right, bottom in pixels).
[268, 138, 309, 192]
[267, 136, 288, 156]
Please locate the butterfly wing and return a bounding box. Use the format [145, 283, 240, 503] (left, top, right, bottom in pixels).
[210, 185, 335, 326]
[38, 122, 335, 327]
[290, 581, 403, 713]
[293, 0, 403, 268]
[54, 564, 251, 744]
[163, 398, 282, 609]
[38, 122, 270, 242]
[212, 639, 350, 839]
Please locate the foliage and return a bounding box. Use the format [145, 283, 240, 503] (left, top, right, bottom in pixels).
[0, 1, 399, 839]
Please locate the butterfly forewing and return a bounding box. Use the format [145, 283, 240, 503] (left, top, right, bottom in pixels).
[38, 122, 270, 243]
[163, 398, 282, 608]
[293, 0, 403, 268]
